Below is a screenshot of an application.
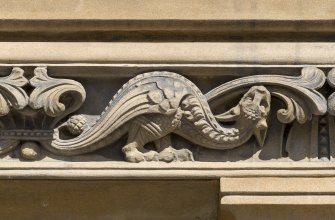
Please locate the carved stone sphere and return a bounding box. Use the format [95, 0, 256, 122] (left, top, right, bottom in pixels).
[20, 142, 41, 160]
[67, 115, 87, 135]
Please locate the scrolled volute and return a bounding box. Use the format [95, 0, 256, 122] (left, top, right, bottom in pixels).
[29, 67, 86, 119]
[0, 67, 29, 116]
[206, 67, 326, 124]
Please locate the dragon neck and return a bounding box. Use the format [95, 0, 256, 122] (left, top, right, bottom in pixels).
[179, 95, 255, 150]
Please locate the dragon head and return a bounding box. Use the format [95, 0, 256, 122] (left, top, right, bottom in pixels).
[215, 86, 271, 147]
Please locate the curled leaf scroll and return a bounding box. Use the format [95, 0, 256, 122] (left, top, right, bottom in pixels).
[0, 67, 29, 116]
[29, 67, 86, 121]
[206, 67, 327, 124]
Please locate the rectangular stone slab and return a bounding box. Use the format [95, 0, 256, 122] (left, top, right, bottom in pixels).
[0, 179, 218, 220]
[221, 177, 335, 195]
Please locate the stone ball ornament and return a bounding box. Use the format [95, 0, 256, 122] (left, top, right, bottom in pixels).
[66, 115, 87, 135]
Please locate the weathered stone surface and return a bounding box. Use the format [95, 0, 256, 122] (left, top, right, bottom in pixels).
[1, 0, 334, 20]
[0, 180, 218, 220]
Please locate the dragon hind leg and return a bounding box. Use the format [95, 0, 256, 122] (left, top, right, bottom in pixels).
[122, 115, 193, 163]
[122, 117, 161, 162]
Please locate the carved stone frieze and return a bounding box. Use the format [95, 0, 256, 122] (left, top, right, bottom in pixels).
[0, 66, 329, 162]
[41, 72, 272, 162]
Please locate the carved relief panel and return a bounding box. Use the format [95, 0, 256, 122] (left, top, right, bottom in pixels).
[0, 65, 331, 163]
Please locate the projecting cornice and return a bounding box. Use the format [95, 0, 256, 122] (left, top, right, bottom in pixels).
[0, 0, 334, 41]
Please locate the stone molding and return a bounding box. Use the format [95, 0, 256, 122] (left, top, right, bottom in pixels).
[2, 42, 335, 64]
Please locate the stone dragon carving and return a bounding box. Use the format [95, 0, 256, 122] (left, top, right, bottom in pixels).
[0, 66, 327, 162]
[40, 71, 271, 162]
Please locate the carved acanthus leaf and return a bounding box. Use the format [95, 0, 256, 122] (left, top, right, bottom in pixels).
[0, 67, 29, 116]
[206, 67, 326, 124]
[326, 68, 335, 116]
[29, 67, 86, 119]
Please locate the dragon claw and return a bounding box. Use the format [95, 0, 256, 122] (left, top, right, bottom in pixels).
[143, 151, 159, 161]
[159, 147, 178, 162]
[159, 147, 194, 162]
[124, 149, 146, 163]
[124, 148, 160, 162]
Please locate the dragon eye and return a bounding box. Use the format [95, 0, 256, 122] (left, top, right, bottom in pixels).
[245, 96, 253, 101]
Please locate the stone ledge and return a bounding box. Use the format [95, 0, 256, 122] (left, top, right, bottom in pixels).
[220, 177, 335, 220]
[220, 177, 335, 195]
[1, 42, 335, 64]
[1, 162, 335, 179]
[221, 195, 335, 205]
